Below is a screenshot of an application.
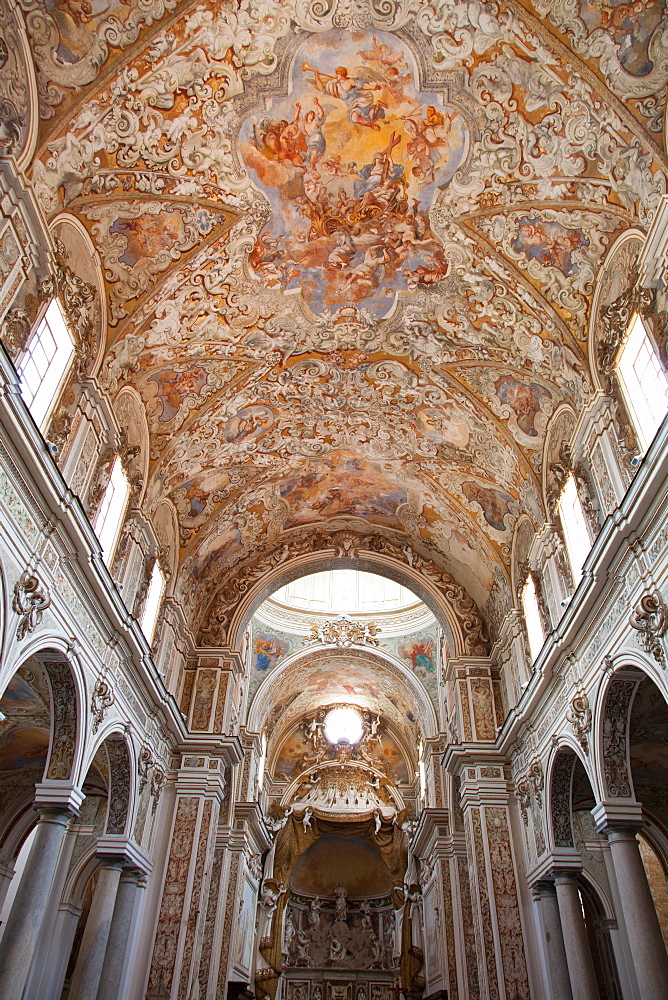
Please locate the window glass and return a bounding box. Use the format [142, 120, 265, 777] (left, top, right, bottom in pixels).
[617, 314, 668, 454]
[17, 300, 74, 430]
[140, 562, 165, 643]
[558, 473, 591, 586]
[95, 456, 130, 565]
[521, 574, 545, 662]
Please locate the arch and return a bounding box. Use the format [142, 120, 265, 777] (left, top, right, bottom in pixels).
[247, 642, 439, 741]
[591, 650, 667, 803]
[510, 514, 537, 606]
[0, 646, 83, 861]
[548, 746, 577, 850]
[587, 227, 646, 394]
[100, 731, 134, 837]
[113, 386, 150, 507]
[206, 531, 489, 659]
[152, 498, 180, 595]
[541, 403, 577, 516]
[0, 3, 39, 170]
[49, 212, 107, 377]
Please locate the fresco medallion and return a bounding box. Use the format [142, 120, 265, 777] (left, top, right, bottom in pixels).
[240, 29, 469, 317]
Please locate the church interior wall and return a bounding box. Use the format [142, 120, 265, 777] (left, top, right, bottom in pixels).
[1, 1, 668, 997]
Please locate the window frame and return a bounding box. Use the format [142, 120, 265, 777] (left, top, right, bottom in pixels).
[521, 572, 545, 663]
[616, 313, 668, 455]
[94, 455, 131, 566]
[17, 299, 75, 431]
[557, 472, 592, 587]
[139, 560, 165, 643]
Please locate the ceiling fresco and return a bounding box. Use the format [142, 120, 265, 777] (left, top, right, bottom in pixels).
[6, 0, 668, 645]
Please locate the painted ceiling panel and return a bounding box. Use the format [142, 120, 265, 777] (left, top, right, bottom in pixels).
[8, 0, 667, 640]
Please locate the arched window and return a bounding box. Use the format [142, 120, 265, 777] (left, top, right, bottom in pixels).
[521, 573, 544, 662]
[617, 314, 668, 454]
[16, 299, 74, 431]
[140, 561, 165, 643]
[95, 456, 130, 565]
[557, 472, 592, 586]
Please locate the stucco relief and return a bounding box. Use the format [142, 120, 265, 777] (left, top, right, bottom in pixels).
[105, 736, 132, 835]
[0, 6, 31, 160]
[602, 678, 637, 798]
[484, 807, 530, 1000]
[178, 797, 215, 1000]
[147, 795, 199, 995]
[550, 751, 576, 848]
[43, 660, 78, 780]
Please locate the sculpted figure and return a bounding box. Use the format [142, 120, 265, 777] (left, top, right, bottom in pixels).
[308, 896, 322, 929]
[329, 935, 347, 963]
[334, 884, 348, 922]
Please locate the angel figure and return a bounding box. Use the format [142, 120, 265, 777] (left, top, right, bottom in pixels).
[303, 62, 387, 131]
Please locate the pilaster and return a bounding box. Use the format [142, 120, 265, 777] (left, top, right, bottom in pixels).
[454, 762, 532, 1000]
[145, 756, 227, 1000]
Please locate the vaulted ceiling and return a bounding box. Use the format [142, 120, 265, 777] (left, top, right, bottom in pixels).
[5, 0, 666, 640]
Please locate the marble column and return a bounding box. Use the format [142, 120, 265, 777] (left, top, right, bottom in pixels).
[554, 871, 600, 1000]
[96, 869, 143, 1000]
[68, 859, 124, 1000]
[605, 826, 668, 1000]
[0, 806, 75, 1000]
[535, 880, 573, 1000]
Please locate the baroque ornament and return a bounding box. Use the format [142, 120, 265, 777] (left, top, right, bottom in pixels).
[303, 615, 380, 648]
[602, 678, 637, 798]
[91, 678, 115, 734]
[629, 592, 668, 666]
[12, 571, 51, 641]
[200, 528, 489, 655]
[566, 690, 592, 754]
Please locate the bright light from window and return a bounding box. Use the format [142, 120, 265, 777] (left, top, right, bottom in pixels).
[617, 314, 668, 454]
[17, 299, 75, 430]
[140, 562, 165, 642]
[95, 456, 130, 565]
[324, 706, 363, 745]
[557, 473, 592, 586]
[522, 574, 545, 662]
[272, 570, 418, 614]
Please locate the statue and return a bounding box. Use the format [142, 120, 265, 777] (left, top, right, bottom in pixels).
[360, 900, 373, 932]
[302, 807, 313, 833]
[308, 896, 322, 929]
[282, 911, 296, 959]
[334, 884, 348, 922]
[370, 932, 384, 964]
[294, 928, 311, 965]
[329, 935, 347, 964]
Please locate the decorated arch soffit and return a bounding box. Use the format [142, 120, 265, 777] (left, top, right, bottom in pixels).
[14, 0, 668, 641]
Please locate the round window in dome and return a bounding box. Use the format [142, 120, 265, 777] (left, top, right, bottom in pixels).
[324, 706, 364, 745]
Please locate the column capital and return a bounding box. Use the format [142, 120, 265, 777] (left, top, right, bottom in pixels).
[95, 835, 153, 875]
[591, 800, 644, 834]
[552, 868, 583, 885]
[34, 780, 85, 816]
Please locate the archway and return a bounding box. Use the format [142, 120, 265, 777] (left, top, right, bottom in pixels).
[0, 651, 80, 893]
[54, 731, 134, 1000]
[548, 746, 622, 999]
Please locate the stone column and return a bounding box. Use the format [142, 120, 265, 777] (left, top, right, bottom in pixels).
[68, 858, 124, 1000]
[0, 794, 81, 1000]
[96, 869, 144, 1000]
[553, 871, 600, 1000]
[604, 825, 668, 1000]
[534, 880, 573, 1000]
